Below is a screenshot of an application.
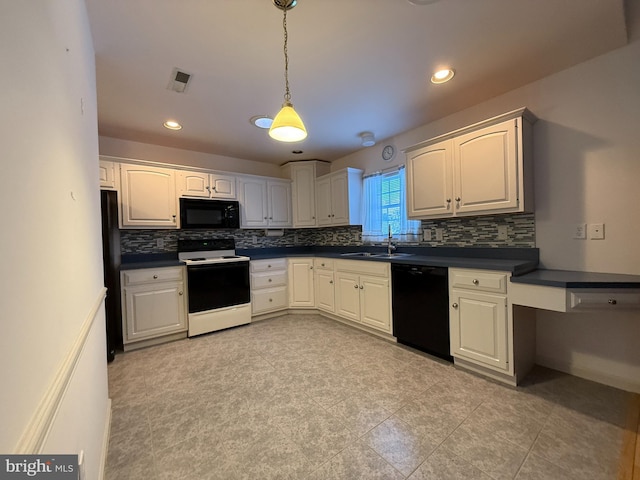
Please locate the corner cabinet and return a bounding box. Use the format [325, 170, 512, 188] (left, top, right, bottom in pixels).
[119, 164, 178, 228]
[406, 108, 536, 219]
[316, 168, 363, 226]
[121, 266, 187, 350]
[237, 176, 292, 228]
[281, 161, 331, 228]
[177, 170, 236, 199]
[288, 258, 315, 308]
[99, 160, 118, 190]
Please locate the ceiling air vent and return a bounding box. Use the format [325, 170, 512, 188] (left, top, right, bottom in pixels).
[167, 68, 192, 93]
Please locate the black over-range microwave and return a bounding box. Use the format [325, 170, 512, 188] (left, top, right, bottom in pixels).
[179, 198, 240, 229]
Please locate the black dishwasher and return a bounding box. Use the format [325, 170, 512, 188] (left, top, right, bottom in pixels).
[391, 264, 452, 362]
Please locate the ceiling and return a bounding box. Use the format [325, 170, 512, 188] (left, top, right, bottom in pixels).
[85, 0, 628, 165]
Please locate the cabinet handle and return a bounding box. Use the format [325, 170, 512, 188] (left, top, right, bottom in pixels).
[153, 275, 158, 279]
[472, 279, 479, 285]
[267, 265, 272, 268]
[264, 217, 268, 220]
[269, 217, 273, 220]
[328, 215, 331, 218]
[212, 186, 217, 192]
[446, 198, 451, 203]
[206, 186, 211, 191]
[313, 216, 315, 219]
[359, 285, 364, 289]
[321, 263, 325, 267]
[310, 266, 314, 270]
[179, 291, 183, 296]
[452, 303, 458, 308]
[455, 197, 461, 202]
[608, 299, 617, 305]
[172, 215, 176, 222]
[269, 298, 273, 302]
[268, 278, 272, 282]
[329, 280, 333, 284]
[354, 284, 359, 289]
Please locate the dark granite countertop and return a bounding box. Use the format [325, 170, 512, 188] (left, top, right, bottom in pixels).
[510, 269, 640, 288]
[119, 247, 639, 288]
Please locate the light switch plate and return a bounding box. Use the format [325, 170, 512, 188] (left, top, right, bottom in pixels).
[435, 228, 444, 242]
[588, 223, 605, 240]
[423, 228, 432, 242]
[573, 223, 587, 239]
[497, 225, 508, 240]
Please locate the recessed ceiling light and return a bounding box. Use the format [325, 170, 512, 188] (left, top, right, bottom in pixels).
[407, 0, 439, 5]
[250, 115, 273, 129]
[431, 68, 455, 84]
[163, 120, 182, 130]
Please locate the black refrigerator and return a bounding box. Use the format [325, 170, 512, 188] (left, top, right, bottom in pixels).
[101, 190, 123, 362]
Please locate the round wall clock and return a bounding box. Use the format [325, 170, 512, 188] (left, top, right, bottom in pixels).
[382, 144, 396, 162]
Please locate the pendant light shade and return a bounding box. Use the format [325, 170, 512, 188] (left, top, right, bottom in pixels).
[269, 0, 307, 142]
[269, 102, 307, 142]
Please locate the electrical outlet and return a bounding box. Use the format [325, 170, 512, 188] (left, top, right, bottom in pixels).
[294, 233, 299, 243]
[573, 223, 587, 239]
[588, 223, 605, 240]
[251, 235, 257, 243]
[497, 225, 508, 240]
[333, 233, 338, 242]
[423, 228, 432, 242]
[435, 228, 444, 241]
[156, 238, 164, 249]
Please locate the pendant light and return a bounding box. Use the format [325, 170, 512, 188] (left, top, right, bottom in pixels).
[269, 0, 307, 142]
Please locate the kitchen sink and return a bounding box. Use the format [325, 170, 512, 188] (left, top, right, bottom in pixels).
[371, 253, 414, 258]
[340, 252, 414, 258]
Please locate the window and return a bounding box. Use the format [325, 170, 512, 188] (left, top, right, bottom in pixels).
[362, 166, 420, 242]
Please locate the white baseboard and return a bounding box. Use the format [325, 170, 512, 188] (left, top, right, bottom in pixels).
[98, 399, 112, 480]
[15, 287, 107, 453]
[536, 354, 640, 393]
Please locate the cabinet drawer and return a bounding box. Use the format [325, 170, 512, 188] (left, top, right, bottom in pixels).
[568, 289, 640, 311]
[252, 287, 288, 314]
[250, 258, 287, 273]
[335, 259, 389, 277]
[251, 271, 287, 289]
[314, 258, 334, 270]
[122, 266, 184, 286]
[449, 268, 507, 294]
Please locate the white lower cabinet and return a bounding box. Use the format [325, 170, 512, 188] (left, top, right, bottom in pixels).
[288, 258, 315, 308]
[250, 258, 288, 315]
[314, 258, 335, 313]
[449, 268, 510, 375]
[334, 260, 392, 334]
[121, 266, 187, 348]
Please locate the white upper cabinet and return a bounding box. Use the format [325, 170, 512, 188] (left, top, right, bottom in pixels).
[99, 159, 118, 190]
[177, 170, 236, 199]
[119, 164, 178, 228]
[282, 161, 331, 228]
[406, 108, 535, 219]
[237, 176, 292, 228]
[316, 168, 363, 226]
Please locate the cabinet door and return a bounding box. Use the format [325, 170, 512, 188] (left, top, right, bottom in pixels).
[335, 272, 360, 322]
[210, 174, 236, 199]
[406, 140, 453, 218]
[123, 282, 186, 343]
[453, 118, 519, 215]
[288, 258, 314, 307]
[330, 174, 350, 224]
[120, 164, 177, 228]
[290, 163, 317, 227]
[450, 289, 508, 372]
[315, 177, 333, 226]
[360, 275, 391, 333]
[238, 178, 268, 228]
[99, 160, 118, 190]
[315, 270, 335, 313]
[267, 181, 292, 227]
[178, 170, 211, 198]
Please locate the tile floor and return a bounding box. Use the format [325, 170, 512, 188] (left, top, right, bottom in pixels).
[106, 314, 634, 479]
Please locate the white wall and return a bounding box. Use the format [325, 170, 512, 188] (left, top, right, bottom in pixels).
[332, 12, 640, 391]
[99, 135, 284, 178]
[0, 0, 110, 476]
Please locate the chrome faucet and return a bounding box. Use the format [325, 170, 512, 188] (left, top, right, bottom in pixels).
[387, 224, 396, 255]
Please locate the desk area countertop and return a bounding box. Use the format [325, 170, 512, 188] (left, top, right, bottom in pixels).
[510, 269, 640, 288]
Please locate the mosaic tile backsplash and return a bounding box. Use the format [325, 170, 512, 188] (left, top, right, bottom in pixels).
[120, 213, 535, 254]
